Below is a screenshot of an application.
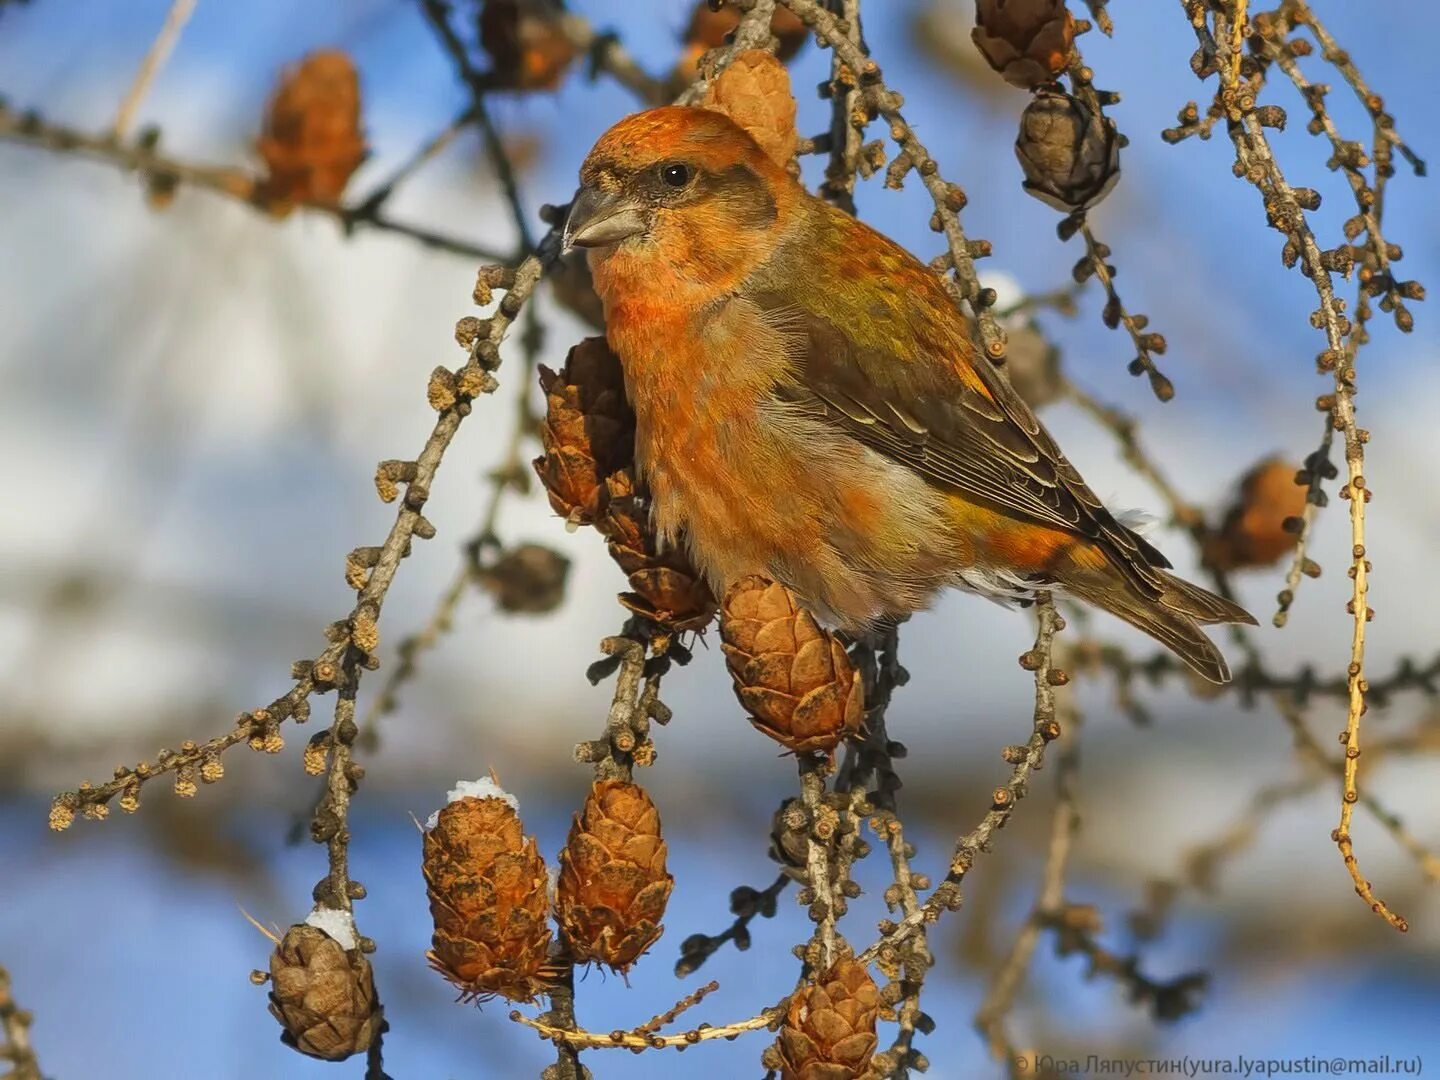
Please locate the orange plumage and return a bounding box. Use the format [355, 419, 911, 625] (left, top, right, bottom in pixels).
[564, 106, 1253, 682]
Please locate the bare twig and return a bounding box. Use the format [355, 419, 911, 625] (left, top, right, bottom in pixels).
[351, 104, 478, 219]
[1039, 904, 1207, 1022]
[1063, 34, 1174, 402]
[535, 966, 584, 1080]
[1184, 0, 1405, 932]
[356, 34, 547, 742]
[819, 0, 864, 214]
[511, 999, 782, 1053]
[675, 873, 790, 978]
[1129, 776, 1318, 941]
[1062, 379, 1205, 537]
[0, 105, 509, 262]
[975, 687, 1079, 1070]
[1273, 697, 1440, 888]
[636, 981, 721, 1037]
[859, 594, 1064, 966]
[1073, 640, 1440, 713]
[1075, 222, 1173, 402]
[112, 0, 198, 140]
[1273, 415, 1334, 627]
[0, 966, 41, 1080]
[50, 253, 547, 828]
[550, 11, 670, 106]
[416, 0, 536, 252]
[1287, 2, 1426, 178]
[355, 359, 536, 743]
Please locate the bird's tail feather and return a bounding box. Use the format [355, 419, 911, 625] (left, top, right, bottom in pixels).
[1057, 563, 1252, 685]
[1158, 571, 1258, 627]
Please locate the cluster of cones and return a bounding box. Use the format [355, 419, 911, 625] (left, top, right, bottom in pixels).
[964, 1, 1122, 216]
[263, 779, 673, 1058]
[535, 339, 864, 756]
[423, 781, 673, 1003]
[266, 784, 883, 1076]
[534, 337, 718, 633]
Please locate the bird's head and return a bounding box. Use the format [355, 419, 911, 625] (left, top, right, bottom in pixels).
[564, 107, 794, 290]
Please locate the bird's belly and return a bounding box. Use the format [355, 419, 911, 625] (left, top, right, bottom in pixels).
[636, 399, 966, 628]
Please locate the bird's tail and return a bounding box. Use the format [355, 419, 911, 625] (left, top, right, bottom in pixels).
[1056, 556, 1255, 684]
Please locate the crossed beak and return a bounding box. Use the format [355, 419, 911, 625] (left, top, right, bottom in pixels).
[562, 186, 647, 251]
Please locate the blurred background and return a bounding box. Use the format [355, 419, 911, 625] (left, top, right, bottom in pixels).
[1, 1, 1438, 1077]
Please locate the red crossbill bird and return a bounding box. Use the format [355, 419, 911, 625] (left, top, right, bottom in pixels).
[563, 106, 1254, 682]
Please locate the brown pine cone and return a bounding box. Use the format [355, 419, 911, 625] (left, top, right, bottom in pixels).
[600, 469, 718, 633]
[972, 0, 1075, 89]
[257, 51, 366, 212]
[702, 49, 799, 168]
[479, 0, 578, 91]
[422, 793, 553, 1003]
[768, 956, 881, 1080]
[1015, 88, 1120, 213]
[769, 796, 809, 872]
[720, 577, 863, 755]
[477, 542, 571, 615]
[1002, 322, 1063, 411]
[676, 2, 807, 83]
[534, 337, 636, 528]
[1203, 458, 1307, 571]
[267, 923, 379, 1062]
[555, 780, 674, 973]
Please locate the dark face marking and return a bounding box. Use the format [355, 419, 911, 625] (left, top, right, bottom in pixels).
[706, 163, 778, 231]
[579, 155, 777, 235]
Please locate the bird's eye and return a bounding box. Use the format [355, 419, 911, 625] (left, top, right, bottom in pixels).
[659, 163, 692, 188]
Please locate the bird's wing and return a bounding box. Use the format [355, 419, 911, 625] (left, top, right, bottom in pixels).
[748, 215, 1170, 589]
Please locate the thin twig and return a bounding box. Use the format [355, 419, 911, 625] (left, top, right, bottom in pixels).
[416, 0, 535, 252]
[674, 873, 790, 978]
[1288, 2, 1426, 177]
[975, 680, 1079, 1071]
[351, 104, 478, 218]
[819, 0, 864, 214]
[536, 965, 584, 1080]
[858, 593, 1064, 966]
[0, 965, 41, 1080]
[511, 1001, 782, 1053]
[355, 73, 546, 743]
[0, 105, 509, 262]
[112, 0, 198, 139]
[551, 11, 671, 106]
[1073, 640, 1440, 713]
[1076, 222, 1173, 402]
[1128, 775, 1318, 941]
[51, 252, 547, 827]
[634, 981, 721, 1037]
[1062, 378, 1205, 537]
[1186, 0, 1404, 933]
[1273, 697, 1440, 887]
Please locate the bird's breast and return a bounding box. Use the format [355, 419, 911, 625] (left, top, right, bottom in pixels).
[602, 293, 811, 574]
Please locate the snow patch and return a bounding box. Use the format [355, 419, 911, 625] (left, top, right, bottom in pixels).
[304, 905, 358, 951]
[424, 776, 519, 829]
